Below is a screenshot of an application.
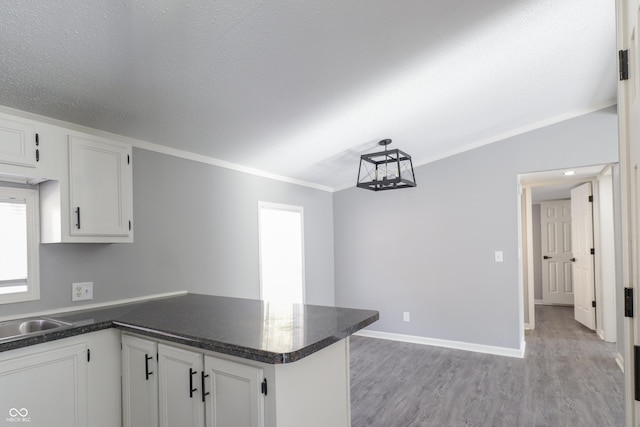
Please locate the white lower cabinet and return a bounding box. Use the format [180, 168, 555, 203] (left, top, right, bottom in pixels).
[122, 334, 265, 427]
[0, 342, 87, 426]
[121, 334, 159, 427]
[0, 329, 121, 427]
[158, 344, 204, 427]
[204, 354, 265, 427]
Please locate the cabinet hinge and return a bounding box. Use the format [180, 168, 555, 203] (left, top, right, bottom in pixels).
[620, 49, 629, 81]
[35, 133, 40, 162]
[635, 346, 640, 400]
[590, 248, 595, 255]
[588, 195, 593, 202]
[87, 348, 91, 362]
[261, 378, 268, 396]
[591, 300, 596, 308]
[625, 288, 634, 317]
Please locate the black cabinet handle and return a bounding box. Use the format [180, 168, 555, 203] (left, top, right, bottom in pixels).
[145, 354, 153, 380]
[201, 371, 210, 402]
[189, 368, 198, 398]
[570, 257, 576, 262]
[543, 255, 552, 259]
[35, 149, 39, 162]
[75, 207, 81, 229]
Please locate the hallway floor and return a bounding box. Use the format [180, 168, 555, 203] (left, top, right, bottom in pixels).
[350, 305, 624, 426]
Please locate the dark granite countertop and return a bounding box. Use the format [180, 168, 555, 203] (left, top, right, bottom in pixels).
[0, 294, 379, 364]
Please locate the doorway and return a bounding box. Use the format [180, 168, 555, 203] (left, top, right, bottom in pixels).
[519, 164, 619, 344]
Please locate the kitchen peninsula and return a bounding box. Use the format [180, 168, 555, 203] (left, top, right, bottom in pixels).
[0, 293, 379, 427]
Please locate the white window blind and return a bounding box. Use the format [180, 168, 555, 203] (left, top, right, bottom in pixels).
[0, 198, 28, 294]
[0, 186, 39, 303]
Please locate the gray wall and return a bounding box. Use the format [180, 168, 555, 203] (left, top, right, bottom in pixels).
[333, 107, 619, 350]
[4, 149, 335, 317]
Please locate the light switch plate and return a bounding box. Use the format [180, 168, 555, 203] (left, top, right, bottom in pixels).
[495, 251, 504, 262]
[72, 282, 93, 301]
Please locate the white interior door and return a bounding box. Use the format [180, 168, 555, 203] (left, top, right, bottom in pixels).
[571, 183, 596, 330]
[617, 0, 640, 422]
[540, 200, 574, 305]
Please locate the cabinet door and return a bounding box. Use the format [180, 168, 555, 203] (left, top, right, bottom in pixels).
[0, 343, 88, 427]
[69, 135, 132, 237]
[0, 116, 36, 168]
[122, 335, 158, 427]
[158, 344, 205, 427]
[203, 355, 265, 427]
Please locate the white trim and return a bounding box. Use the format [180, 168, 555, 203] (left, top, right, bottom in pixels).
[524, 185, 535, 331]
[0, 105, 333, 193]
[534, 299, 573, 306]
[131, 139, 333, 192]
[524, 323, 533, 330]
[354, 329, 526, 359]
[0, 290, 188, 322]
[0, 102, 616, 195]
[616, 353, 625, 373]
[411, 100, 617, 170]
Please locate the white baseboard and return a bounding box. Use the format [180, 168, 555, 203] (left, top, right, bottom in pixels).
[354, 329, 526, 359]
[534, 299, 573, 306]
[615, 353, 624, 372]
[0, 290, 188, 322]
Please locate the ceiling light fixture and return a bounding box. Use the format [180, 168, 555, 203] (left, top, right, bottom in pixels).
[563, 170, 576, 176]
[356, 139, 417, 191]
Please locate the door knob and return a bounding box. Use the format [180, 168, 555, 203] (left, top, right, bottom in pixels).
[570, 258, 576, 262]
[543, 255, 552, 259]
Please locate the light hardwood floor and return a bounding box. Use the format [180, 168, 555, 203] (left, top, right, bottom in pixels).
[350, 305, 624, 426]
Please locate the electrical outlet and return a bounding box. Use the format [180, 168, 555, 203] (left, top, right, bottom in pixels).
[72, 282, 93, 301]
[494, 251, 504, 262]
[403, 312, 410, 322]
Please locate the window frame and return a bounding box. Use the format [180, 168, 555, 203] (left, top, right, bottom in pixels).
[0, 185, 40, 304]
[257, 201, 306, 304]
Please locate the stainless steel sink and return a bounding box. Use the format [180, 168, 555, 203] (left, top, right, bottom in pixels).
[0, 318, 72, 341]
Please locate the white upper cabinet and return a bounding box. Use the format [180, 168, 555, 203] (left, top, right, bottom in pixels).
[0, 107, 134, 243]
[0, 116, 36, 168]
[68, 135, 132, 238]
[41, 133, 134, 243]
[0, 112, 59, 183]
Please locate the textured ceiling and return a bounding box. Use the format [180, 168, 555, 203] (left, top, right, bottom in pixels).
[0, 0, 616, 190]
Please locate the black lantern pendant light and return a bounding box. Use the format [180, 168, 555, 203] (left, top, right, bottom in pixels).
[356, 139, 417, 191]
